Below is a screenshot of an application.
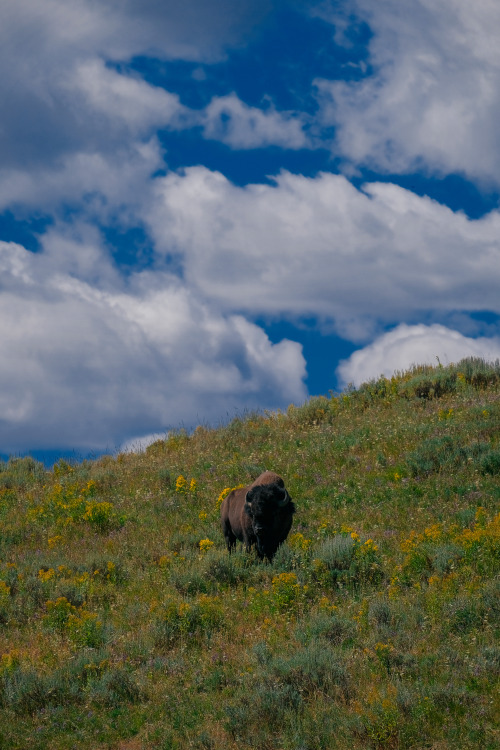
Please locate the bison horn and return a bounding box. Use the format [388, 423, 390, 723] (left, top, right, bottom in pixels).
[277, 486, 289, 507]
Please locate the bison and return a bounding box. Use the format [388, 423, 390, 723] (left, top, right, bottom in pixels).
[220, 471, 295, 561]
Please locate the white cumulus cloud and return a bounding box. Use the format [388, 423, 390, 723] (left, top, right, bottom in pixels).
[0, 0, 279, 176]
[337, 323, 500, 387]
[149, 167, 500, 339]
[0, 238, 306, 453]
[202, 94, 309, 150]
[316, 0, 500, 184]
[119, 432, 168, 453]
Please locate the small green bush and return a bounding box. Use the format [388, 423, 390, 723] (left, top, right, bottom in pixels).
[296, 611, 356, 647]
[0, 668, 49, 715]
[314, 535, 355, 572]
[272, 640, 351, 699]
[0, 457, 46, 490]
[154, 595, 225, 649]
[169, 567, 213, 595]
[89, 667, 141, 706]
[406, 437, 489, 476]
[83, 500, 125, 533]
[430, 543, 464, 575]
[398, 370, 457, 399]
[224, 682, 302, 743]
[313, 533, 383, 587]
[480, 449, 500, 475]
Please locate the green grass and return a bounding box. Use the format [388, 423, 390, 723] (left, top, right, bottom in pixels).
[0, 357, 499, 749]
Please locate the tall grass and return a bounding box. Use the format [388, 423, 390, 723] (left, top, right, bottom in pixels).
[0, 358, 499, 749]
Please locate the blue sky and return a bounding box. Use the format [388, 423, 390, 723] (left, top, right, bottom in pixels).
[1, 0, 500, 461]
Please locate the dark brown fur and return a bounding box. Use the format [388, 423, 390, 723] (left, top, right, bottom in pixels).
[220, 471, 295, 561]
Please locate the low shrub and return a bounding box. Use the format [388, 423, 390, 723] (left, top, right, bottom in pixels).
[169, 566, 213, 596]
[224, 682, 302, 743]
[0, 456, 46, 490]
[0, 667, 49, 715]
[313, 532, 383, 587]
[154, 594, 225, 649]
[83, 500, 125, 533]
[295, 610, 356, 647]
[480, 449, 500, 475]
[272, 640, 351, 699]
[89, 666, 141, 706]
[203, 549, 249, 587]
[66, 609, 106, 648]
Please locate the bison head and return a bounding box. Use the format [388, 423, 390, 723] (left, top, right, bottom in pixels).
[244, 479, 295, 559]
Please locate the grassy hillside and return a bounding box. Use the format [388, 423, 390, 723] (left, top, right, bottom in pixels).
[0, 358, 499, 750]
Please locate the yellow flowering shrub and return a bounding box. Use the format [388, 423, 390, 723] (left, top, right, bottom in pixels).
[175, 475, 188, 493]
[32, 562, 121, 600]
[52, 460, 74, 477]
[47, 535, 63, 549]
[38, 568, 56, 583]
[174, 475, 198, 495]
[44, 596, 79, 631]
[374, 642, 395, 672]
[399, 510, 499, 583]
[454, 511, 499, 573]
[353, 539, 382, 584]
[317, 596, 337, 613]
[66, 609, 104, 648]
[26, 479, 124, 533]
[83, 500, 124, 533]
[438, 407, 454, 420]
[0, 650, 20, 677]
[157, 555, 172, 567]
[271, 572, 304, 609]
[0, 580, 11, 607]
[355, 684, 400, 746]
[155, 594, 224, 646]
[216, 487, 231, 508]
[288, 532, 312, 552]
[43, 597, 104, 647]
[199, 538, 215, 552]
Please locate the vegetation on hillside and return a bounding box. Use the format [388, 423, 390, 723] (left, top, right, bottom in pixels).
[0, 358, 499, 749]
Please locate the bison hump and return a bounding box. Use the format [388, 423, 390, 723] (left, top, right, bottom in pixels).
[249, 471, 283, 489]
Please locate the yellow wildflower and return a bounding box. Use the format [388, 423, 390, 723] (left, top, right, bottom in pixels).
[175, 475, 188, 493]
[0, 580, 11, 602]
[288, 532, 312, 551]
[38, 568, 55, 582]
[199, 538, 215, 552]
[0, 650, 20, 675]
[424, 524, 442, 541]
[48, 535, 63, 549]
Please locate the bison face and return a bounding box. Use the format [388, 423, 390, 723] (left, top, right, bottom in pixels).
[244, 480, 294, 559]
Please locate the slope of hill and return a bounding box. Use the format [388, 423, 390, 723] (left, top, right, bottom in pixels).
[0, 359, 499, 749]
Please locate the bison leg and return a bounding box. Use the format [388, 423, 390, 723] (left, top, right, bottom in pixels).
[222, 520, 237, 553]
